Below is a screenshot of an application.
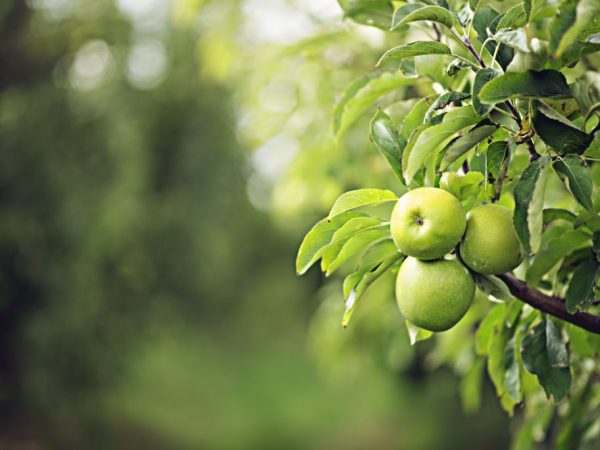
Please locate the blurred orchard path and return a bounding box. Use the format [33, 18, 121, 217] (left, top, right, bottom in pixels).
[0, 1, 510, 449]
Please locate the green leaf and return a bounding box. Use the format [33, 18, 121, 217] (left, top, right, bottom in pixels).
[523, 0, 532, 22]
[478, 70, 571, 104]
[325, 229, 391, 275]
[376, 41, 451, 67]
[494, 28, 529, 53]
[457, 4, 472, 27]
[521, 319, 572, 402]
[391, 3, 425, 30]
[487, 319, 509, 397]
[546, 319, 569, 368]
[460, 359, 484, 413]
[403, 106, 480, 183]
[472, 68, 499, 115]
[400, 97, 434, 140]
[487, 141, 511, 179]
[329, 188, 397, 218]
[533, 102, 592, 155]
[469, 0, 480, 12]
[548, 0, 579, 56]
[475, 303, 507, 356]
[473, 6, 514, 70]
[553, 156, 593, 210]
[513, 156, 550, 254]
[342, 253, 403, 327]
[393, 5, 454, 29]
[439, 121, 498, 170]
[296, 211, 365, 275]
[370, 110, 406, 183]
[473, 273, 513, 302]
[440, 171, 484, 210]
[405, 320, 434, 345]
[543, 208, 577, 225]
[320, 216, 384, 270]
[334, 72, 413, 141]
[571, 72, 600, 117]
[566, 259, 599, 313]
[446, 58, 475, 77]
[550, 0, 600, 58]
[338, 0, 394, 29]
[497, 4, 526, 30]
[526, 229, 590, 285]
[503, 336, 522, 402]
[547, 41, 600, 70]
[424, 91, 471, 122]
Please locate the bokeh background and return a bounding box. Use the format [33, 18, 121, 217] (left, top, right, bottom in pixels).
[0, 1, 513, 448]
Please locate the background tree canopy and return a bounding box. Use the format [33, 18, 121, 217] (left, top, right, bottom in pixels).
[0, 0, 598, 449]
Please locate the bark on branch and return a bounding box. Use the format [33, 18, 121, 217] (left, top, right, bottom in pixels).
[497, 273, 600, 334]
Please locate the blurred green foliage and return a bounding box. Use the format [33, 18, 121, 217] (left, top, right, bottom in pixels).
[0, 1, 514, 449]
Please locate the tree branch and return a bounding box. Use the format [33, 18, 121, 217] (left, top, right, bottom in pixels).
[497, 273, 600, 334]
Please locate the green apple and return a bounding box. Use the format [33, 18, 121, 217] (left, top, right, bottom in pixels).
[395, 257, 475, 332]
[390, 187, 467, 260]
[460, 204, 524, 275]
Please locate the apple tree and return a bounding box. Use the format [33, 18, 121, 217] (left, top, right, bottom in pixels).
[296, 0, 600, 447]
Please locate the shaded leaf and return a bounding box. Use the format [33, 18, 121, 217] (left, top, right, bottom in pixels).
[473, 6, 514, 70]
[447, 58, 475, 76]
[513, 156, 549, 253]
[533, 102, 592, 155]
[553, 156, 593, 210]
[439, 121, 498, 170]
[370, 109, 406, 183]
[495, 28, 529, 53]
[565, 259, 599, 313]
[424, 91, 471, 122]
[543, 208, 577, 225]
[521, 320, 572, 402]
[479, 70, 571, 104]
[472, 68, 499, 115]
[504, 336, 522, 402]
[487, 141, 511, 179]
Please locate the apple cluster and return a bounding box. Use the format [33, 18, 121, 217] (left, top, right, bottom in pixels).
[390, 187, 524, 332]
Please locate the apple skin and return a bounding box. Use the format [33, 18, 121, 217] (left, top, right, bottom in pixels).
[390, 187, 467, 260]
[395, 257, 475, 332]
[460, 204, 524, 275]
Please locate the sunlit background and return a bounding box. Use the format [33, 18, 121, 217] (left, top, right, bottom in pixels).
[0, 1, 512, 448]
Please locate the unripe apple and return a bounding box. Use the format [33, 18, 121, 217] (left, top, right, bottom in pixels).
[396, 257, 475, 332]
[390, 187, 467, 260]
[460, 204, 524, 275]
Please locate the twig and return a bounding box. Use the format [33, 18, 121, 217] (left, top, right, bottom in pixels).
[498, 273, 600, 334]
